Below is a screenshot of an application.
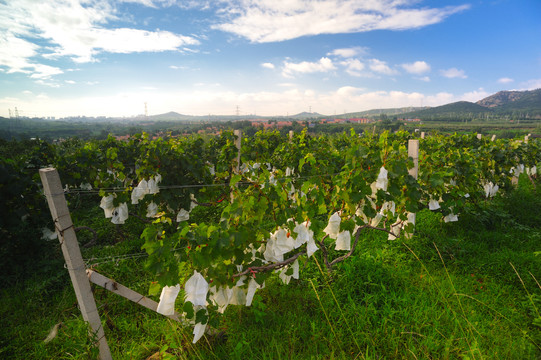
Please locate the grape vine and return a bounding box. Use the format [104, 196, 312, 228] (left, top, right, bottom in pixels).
[48, 130, 540, 343]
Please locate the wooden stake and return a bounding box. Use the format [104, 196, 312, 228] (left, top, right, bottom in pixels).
[231, 130, 242, 202]
[39, 168, 112, 360]
[289, 130, 294, 142]
[408, 139, 419, 179]
[233, 129, 242, 174]
[87, 270, 182, 323]
[405, 139, 420, 238]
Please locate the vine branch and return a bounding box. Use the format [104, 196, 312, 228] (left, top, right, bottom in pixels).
[232, 250, 305, 278]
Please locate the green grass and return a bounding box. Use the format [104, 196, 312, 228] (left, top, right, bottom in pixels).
[1, 181, 541, 359]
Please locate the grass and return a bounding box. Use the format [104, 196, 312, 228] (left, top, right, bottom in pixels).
[1, 179, 541, 359]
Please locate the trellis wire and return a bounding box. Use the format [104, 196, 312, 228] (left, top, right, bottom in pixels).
[62, 171, 341, 195]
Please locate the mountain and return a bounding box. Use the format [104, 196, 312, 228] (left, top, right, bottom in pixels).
[147, 111, 198, 121]
[399, 89, 541, 120]
[100, 89, 541, 122]
[476, 89, 541, 114]
[476, 89, 541, 108]
[418, 101, 488, 115]
[290, 112, 325, 119]
[342, 107, 428, 118]
[399, 101, 491, 120]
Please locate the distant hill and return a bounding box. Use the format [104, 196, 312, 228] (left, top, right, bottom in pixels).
[290, 112, 325, 119]
[342, 107, 428, 118]
[476, 89, 541, 108]
[147, 112, 198, 121]
[408, 101, 488, 116]
[477, 89, 541, 115]
[399, 101, 490, 120]
[399, 89, 541, 120]
[146, 112, 271, 122]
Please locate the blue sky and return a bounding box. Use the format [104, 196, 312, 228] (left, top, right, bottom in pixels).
[0, 0, 540, 118]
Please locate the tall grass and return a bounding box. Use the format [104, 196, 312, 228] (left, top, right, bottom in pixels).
[1, 179, 540, 359]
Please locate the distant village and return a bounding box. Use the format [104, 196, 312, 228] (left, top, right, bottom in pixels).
[108, 116, 424, 140]
[248, 117, 420, 130]
[249, 117, 373, 129]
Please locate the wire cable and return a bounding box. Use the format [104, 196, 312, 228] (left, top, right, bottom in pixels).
[63, 171, 341, 195]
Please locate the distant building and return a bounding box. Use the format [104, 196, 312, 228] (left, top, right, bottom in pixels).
[251, 120, 292, 129]
[322, 117, 371, 124]
[347, 118, 371, 124]
[114, 135, 131, 141]
[321, 118, 346, 124]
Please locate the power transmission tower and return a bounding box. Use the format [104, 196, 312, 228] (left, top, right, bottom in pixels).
[144, 102, 148, 117]
[236, 105, 240, 117]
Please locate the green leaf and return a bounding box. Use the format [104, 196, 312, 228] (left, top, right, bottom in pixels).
[317, 197, 327, 215]
[149, 282, 161, 296]
[183, 302, 194, 319]
[230, 174, 242, 187]
[299, 157, 305, 171]
[195, 308, 208, 324]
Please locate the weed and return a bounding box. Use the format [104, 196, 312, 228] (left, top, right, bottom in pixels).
[2, 181, 541, 359]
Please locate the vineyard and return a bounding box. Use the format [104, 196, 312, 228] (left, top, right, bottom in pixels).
[1, 129, 541, 359]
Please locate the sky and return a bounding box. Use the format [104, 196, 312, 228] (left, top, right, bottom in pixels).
[0, 0, 540, 118]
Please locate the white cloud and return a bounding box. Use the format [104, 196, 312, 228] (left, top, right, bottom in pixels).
[418, 76, 431, 82]
[401, 61, 430, 74]
[0, 86, 498, 118]
[91, 28, 198, 57]
[0, 0, 199, 78]
[459, 88, 490, 102]
[0, 34, 35, 72]
[0, 34, 58, 78]
[518, 78, 541, 90]
[318, 88, 427, 111]
[34, 79, 61, 88]
[65, 80, 76, 84]
[181, 47, 200, 54]
[213, 1, 470, 43]
[335, 86, 362, 97]
[425, 92, 455, 106]
[277, 83, 297, 87]
[119, 0, 168, 7]
[261, 62, 275, 69]
[339, 58, 365, 77]
[440, 68, 467, 79]
[368, 59, 397, 75]
[29, 64, 64, 79]
[497, 77, 513, 84]
[327, 47, 367, 58]
[282, 57, 336, 78]
[193, 82, 221, 87]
